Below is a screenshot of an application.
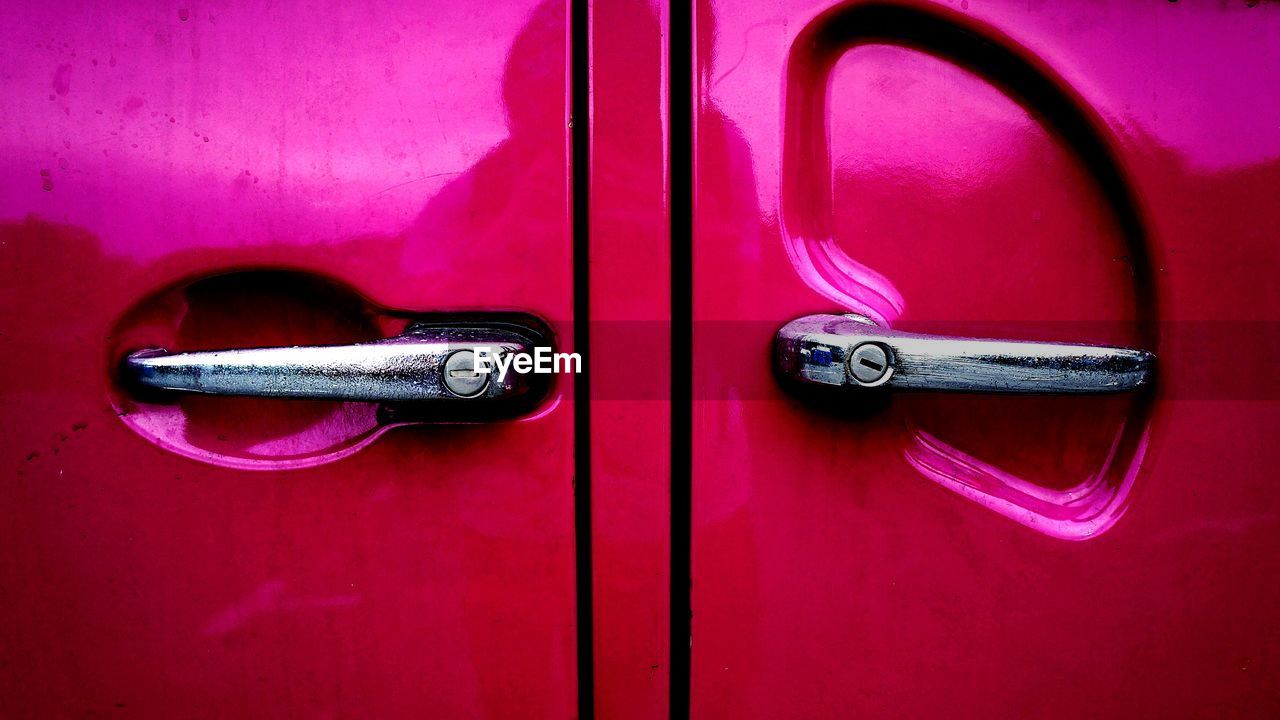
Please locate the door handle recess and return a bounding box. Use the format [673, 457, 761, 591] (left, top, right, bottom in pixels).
[776, 314, 1153, 394]
[122, 321, 551, 409]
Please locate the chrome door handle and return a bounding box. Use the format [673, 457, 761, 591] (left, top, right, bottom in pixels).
[776, 314, 1153, 394]
[122, 321, 550, 407]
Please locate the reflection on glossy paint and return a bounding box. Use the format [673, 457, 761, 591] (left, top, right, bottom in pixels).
[0, 1, 578, 714]
[905, 424, 1148, 540]
[0, 4, 523, 258]
[780, 10, 911, 324]
[779, 234, 904, 326]
[121, 400, 387, 471]
[89, 0, 571, 470]
[110, 267, 565, 470]
[202, 580, 361, 637]
[779, 2, 1156, 539]
[692, 0, 1280, 714]
[109, 270, 395, 469]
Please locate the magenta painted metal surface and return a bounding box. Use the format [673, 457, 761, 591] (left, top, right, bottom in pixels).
[4, 0, 1280, 715]
[589, 1, 672, 718]
[0, 1, 576, 716]
[693, 0, 1280, 716]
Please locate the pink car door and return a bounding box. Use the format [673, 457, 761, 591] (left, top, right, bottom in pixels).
[0, 1, 580, 716]
[690, 0, 1280, 717]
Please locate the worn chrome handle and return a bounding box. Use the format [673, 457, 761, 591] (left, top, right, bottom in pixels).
[776, 314, 1153, 394]
[123, 321, 548, 404]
